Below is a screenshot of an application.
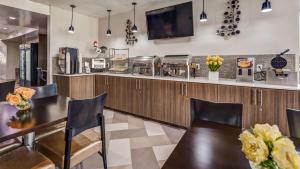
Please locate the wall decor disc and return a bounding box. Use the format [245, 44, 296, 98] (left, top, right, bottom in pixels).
[217, 0, 241, 40]
[125, 19, 138, 45]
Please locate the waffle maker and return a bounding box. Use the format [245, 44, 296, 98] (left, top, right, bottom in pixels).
[271, 49, 290, 77]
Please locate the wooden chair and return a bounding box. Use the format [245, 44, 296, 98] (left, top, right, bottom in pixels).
[31, 84, 63, 140]
[31, 84, 57, 100]
[37, 93, 108, 169]
[0, 139, 22, 156]
[287, 109, 300, 138]
[0, 80, 15, 101]
[191, 98, 243, 128]
[0, 147, 55, 169]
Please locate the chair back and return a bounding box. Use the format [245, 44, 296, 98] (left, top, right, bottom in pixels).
[191, 98, 243, 128]
[31, 84, 57, 99]
[0, 81, 15, 101]
[63, 93, 107, 169]
[287, 109, 300, 138]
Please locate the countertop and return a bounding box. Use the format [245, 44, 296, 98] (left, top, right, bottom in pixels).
[53, 73, 300, 91]
[0, 79, 15, 83]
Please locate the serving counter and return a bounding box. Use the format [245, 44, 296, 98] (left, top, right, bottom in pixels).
[53, 73, 300, 134]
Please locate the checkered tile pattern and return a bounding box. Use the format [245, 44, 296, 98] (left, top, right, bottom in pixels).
[77, 109, 186, 169]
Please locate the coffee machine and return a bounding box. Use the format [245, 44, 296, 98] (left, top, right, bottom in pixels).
[58, 47, 79, 74]
[236, 58, 255, 82]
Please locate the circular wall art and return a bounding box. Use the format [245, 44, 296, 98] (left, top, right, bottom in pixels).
[125, 19, 138, 46]
[216, 0, 241, 40]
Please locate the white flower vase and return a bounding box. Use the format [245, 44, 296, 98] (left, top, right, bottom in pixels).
[208, 71, 219, 81]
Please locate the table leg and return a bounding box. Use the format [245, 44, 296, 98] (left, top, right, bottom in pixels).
[23, 132, 35, 148]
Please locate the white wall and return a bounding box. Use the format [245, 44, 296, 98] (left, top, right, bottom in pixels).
[48, 6, 99, 82]
[99, 0, 299, 57]
[6, 41, 19, 79]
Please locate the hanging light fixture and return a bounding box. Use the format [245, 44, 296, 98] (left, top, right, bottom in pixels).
[68, 5, 76, 34]
[261, 0, 272, 13]
[131, 2, 138, 33]
[106, 9, 112, 36]
[200, 0, 208, 22]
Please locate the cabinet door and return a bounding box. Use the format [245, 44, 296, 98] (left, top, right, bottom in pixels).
[115, 77, 132, 113]
[151, 79, 165, 121]
[241, 87, 259, 129]
[175, 82, 190, 127]
[187, 82, 218, 102]
[141, 79, 152, 118]
[53, 75, 70, 97]
[106, 76, 116, 108]
[70, 75, 95, 99]
[131, 78, 142, 116]
[95, 75, 107, 96]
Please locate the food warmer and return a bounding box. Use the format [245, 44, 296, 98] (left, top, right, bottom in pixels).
[132, 56, 161, 76]
[160, 55, 192, 79]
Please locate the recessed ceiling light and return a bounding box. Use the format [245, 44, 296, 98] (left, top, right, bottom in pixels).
[9, 16, 16, 20]
[2, 27, 8, 30]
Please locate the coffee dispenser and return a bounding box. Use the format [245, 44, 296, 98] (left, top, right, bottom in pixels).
[236, 58, 255, 82]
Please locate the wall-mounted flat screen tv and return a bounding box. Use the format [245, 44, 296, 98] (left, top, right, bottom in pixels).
[146, 1, 194, 40]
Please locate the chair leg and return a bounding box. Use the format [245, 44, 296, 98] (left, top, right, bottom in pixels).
[79, 162, 84, 169]
[100, 115, 107, 169]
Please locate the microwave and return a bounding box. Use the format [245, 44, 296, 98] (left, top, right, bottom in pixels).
[91, 58, 109, 72]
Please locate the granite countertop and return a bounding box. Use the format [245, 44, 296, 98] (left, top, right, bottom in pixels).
[53, 73, 300, 91]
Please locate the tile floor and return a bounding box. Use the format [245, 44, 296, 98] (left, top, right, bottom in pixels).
[78, 109, 186, 169]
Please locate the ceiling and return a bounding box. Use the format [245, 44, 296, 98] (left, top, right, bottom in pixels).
[0, 4, 47, 40]
[30, 0, 167, 18]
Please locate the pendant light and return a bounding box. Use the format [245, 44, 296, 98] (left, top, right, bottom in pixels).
[106, 9, 112, 36]
[131, 2, 138, 33]
[68, 5, 76, 34]
[200, 0, 208, 22]
[261, 0, 272, 13]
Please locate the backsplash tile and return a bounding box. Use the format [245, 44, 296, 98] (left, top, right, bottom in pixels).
[53, 54, 296, 80]
[192, 54, 296, 79]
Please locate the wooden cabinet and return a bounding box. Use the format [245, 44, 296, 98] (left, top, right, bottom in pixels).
[115, 77, 132, 113]
[175, 82, 190, 127]
[131, 78, 152, 117]
[95, 75, 116, 108]
[55, 74, 300, 131]
[217, 85, 243, 103]
[187, 82, 218, 102]
[53, 75, 94, 99]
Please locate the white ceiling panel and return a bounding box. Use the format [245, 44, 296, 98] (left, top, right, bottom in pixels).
[30, 0, 171, 17]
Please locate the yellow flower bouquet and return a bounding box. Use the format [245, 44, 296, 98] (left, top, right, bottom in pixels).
[206, 55, 224, 72]
[6, 87, 36, 111]
[239, 124, 300, 169]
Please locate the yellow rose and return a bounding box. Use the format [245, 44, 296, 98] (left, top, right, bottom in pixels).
[253, 124, 282, 142]
[272, 138, 300, 169]
[239, 130, 269, 164]
[6, 93, 22, 106]
[209, 61, 213, 65]
[218, 61, 223, 65]
[15, 87, 36, 100]
[206, 61, 209, 65]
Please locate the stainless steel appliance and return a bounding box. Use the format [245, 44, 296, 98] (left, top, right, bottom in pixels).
[109, 48, 129, 73]
[91, 58, 109, 72]
[161, 55, 192, 79]
[58, 47, 79, 74]
[236, 57, 255, 82]
[19, 43, 38, 86]
[266, 49, 298, 86]
[132, 56, 161, 76]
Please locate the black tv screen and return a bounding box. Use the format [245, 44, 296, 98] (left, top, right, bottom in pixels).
[146, 2, 194, 40]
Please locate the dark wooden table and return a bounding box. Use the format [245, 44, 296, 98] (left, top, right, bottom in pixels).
[0, 96, 69, 143]
[163, 121, 300, 169]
